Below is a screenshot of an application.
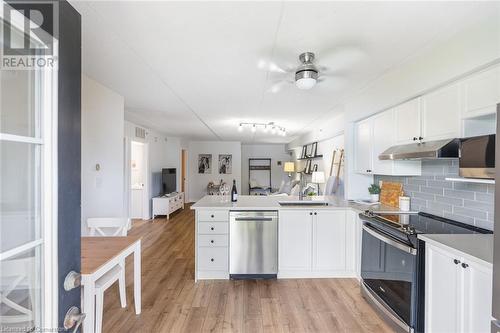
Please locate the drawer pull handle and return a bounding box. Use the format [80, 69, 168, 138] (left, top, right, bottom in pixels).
[210, 227, 214, 231]
[210, 240, 214, 244]
[461, 263, 469, 269]
[210, 258, 214, 262]
[454, 259, 460, 265]
[211, 215, 214, 218]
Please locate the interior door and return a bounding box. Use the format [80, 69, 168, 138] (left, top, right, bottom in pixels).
[0, 1, 81, 331]
[57, 2, 83, 331]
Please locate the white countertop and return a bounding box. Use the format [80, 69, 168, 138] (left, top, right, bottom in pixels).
[418, 234, 494, 266]
[190, 194, 409, 213]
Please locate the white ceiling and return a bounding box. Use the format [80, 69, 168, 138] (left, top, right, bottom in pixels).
[70, 1, 497, 143]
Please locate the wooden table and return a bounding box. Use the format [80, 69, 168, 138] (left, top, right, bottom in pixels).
[81, 236, 141, 333]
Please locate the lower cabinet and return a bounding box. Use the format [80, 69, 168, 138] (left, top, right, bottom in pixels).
[278, 210, 312, 271]
[425, 242, 492, 333]
[196, 209, 229, 281]
[279, 209, 356, 278]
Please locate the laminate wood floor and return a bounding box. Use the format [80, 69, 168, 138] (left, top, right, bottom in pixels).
[101, 205, 394, 333]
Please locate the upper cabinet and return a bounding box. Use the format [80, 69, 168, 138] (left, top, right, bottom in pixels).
[354, 110, 421, 176]
[421, 83, 462, 142]
[462, 65, 500, 119]
[354, 119, 372, 174]
[394, 98, 421, 145]
[354, 64, 499, 176]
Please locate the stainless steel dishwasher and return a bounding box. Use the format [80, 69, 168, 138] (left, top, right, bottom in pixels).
[229, 211, 278, 279]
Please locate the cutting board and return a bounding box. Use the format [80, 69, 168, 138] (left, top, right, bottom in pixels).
[380, 181, 404, 208]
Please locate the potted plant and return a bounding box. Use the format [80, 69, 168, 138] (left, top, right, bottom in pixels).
[368, 184, 381, 202]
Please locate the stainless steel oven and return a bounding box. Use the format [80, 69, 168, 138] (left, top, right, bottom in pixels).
[361, 223, 417, 333]
[359, 211, 492, 333]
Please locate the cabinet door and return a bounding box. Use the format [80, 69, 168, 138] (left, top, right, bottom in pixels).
[422, 84, 461, 141]
[463, 65, 500, 118]
[394, 98, 421, 144]
[354, 118, 373, 174]
[461, 260, 493, 333]
[279, 210, 312, 271]
[372, 110, 395, 175]
[312, 211, 346, 271]
[425, 244, 461, 333]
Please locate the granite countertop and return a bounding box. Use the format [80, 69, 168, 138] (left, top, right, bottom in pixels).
[190, 195, 411, 213]
[418, 234, 494, 266]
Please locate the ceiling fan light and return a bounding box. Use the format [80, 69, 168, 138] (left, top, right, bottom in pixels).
[296, 77, 317, 90]
[295, 67, 318, 90]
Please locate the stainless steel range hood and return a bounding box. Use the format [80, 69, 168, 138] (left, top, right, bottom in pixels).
[379, 138, 459, 160]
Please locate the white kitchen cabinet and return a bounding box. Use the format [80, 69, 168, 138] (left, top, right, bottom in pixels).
[279, 209, 356, 278]
[421, 83, 462, 142]
[394, 98, 422, 144]
[195, 209, 229, 281]
[354, 118, 372, 174]
[372, 110, 396, 175]
[425, 242, 492, 333]
[462, 260, 493, 333]
[462, 65, 500, 119]
[354, 112, 421, 176]
[279, 210, 312, 272]
[312, 211, 346, 271]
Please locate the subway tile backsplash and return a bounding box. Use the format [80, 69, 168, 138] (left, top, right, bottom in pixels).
[374, 159, 495, 230]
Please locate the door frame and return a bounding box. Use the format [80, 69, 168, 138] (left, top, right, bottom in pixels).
[181, 149, 188, 202]
[127, 140, 150, 220]
[0, 2, 59, 328]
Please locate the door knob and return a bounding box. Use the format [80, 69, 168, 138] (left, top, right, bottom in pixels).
[64, 306, 86, 333]
[64, 271, 81, 291]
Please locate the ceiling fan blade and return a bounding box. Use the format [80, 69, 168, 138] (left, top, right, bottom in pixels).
[267, 80, 293, 93]
[257, 59, 293, 74]
[317, 44, 366, 71]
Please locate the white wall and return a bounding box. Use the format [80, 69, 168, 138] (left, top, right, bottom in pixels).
[289, 135, 345, 195]
[289, 12, 500, 200]
[241, 144, 291, 195]
[124, 120, 182, 218]
[188, 141, 241, 202]
[81, 75, 125, 234]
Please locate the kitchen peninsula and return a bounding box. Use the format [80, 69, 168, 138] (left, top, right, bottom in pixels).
[191, 195, 398, 281]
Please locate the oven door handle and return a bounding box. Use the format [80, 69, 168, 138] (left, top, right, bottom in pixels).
[362, 224, 417, 255]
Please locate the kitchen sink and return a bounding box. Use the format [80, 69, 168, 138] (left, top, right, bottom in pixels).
[278, 201, 329, 206]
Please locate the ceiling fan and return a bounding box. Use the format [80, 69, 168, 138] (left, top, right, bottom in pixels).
[259, 47, 364, 93]
[259, 52, 325, 93]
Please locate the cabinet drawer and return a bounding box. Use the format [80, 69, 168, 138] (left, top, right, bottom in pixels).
[198, 247, 228, 271]
[198, 234, 228, 247]
[198, 222, 228, 234]
[198, 210, 228, 221]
